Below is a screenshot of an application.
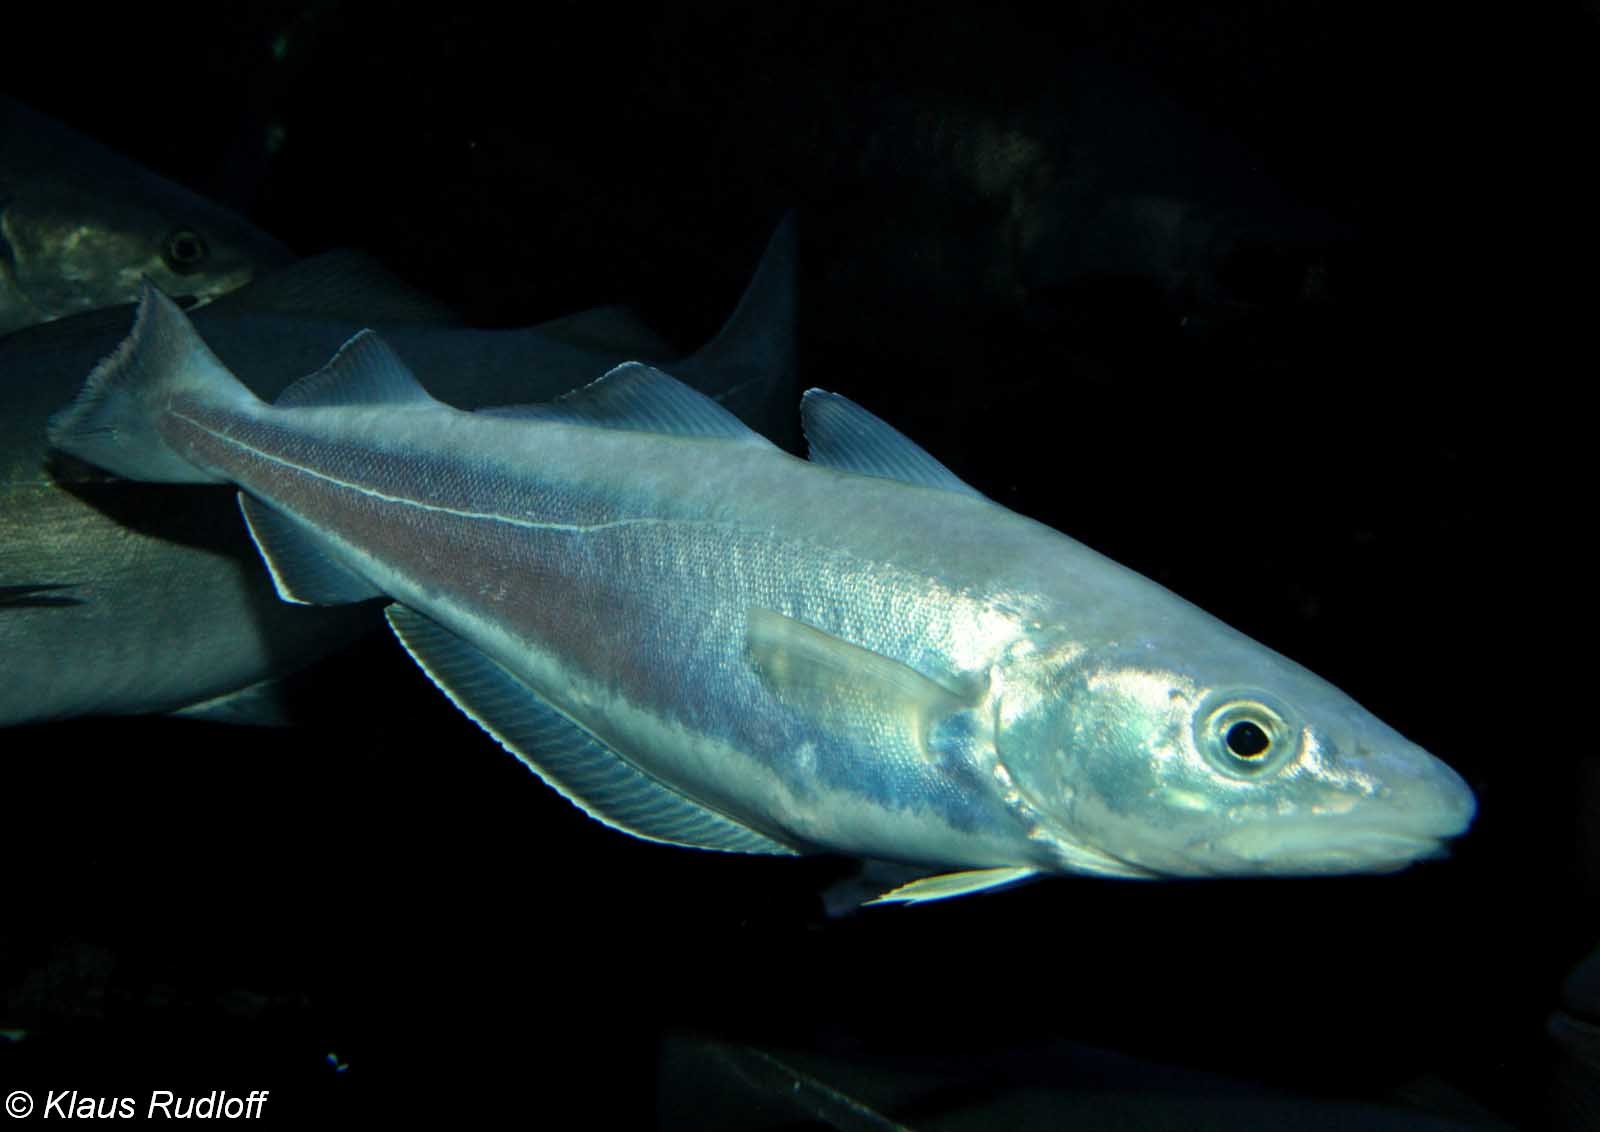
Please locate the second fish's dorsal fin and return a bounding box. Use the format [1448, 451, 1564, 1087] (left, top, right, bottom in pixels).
[480, 362, 768, 442]
[800, 390, 984, 498]
[275, 330, 438, 409]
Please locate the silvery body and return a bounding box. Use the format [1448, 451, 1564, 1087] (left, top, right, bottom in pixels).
[5, 227, 794, 726]
[49, 288, 1474, 901]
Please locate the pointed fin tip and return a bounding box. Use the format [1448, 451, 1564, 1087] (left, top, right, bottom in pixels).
[865, 866, 1041, 906]
[47, 278, 244, 484]
[684, 213, 797, 374]
[56, 280, 179, 432]
[746, 607, 975, 757]
[800, 389, 984, 498]
[238, 493, 383, 605]
[275, 330, 436, 409]
[671, 213, 801, 450]
[492, 361, 768, 442]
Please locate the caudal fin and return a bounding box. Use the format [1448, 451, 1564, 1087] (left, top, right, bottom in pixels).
[47, 282, 255, 483]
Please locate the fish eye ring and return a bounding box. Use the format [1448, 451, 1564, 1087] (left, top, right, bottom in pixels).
[162, 228, 210, 274]
[1193, 690, 1300, 779]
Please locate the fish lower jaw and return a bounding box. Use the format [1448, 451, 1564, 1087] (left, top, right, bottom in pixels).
[1211, 824, 1455, 875]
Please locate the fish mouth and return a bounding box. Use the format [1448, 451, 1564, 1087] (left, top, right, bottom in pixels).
[1205, 747, 1478, 875]
[1215, 795, 1476, 875]
[1215, 825, 1453, 874]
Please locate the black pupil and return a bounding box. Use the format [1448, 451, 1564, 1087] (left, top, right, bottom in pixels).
[1225, 720, 1271, 759]
[165, 230, 207, 270]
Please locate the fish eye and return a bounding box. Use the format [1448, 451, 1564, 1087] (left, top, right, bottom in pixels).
[1194, 692, 1300, 778]
[1226, 719, 1271, 758]
[162, 228, 210, 274]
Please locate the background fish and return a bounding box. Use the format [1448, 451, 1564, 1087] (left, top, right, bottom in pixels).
[1549, 942, 1600, 1130]
[1, 222, 796, 725]
[0, 96, 293, 335]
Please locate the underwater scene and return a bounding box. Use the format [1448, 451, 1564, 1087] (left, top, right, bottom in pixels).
[3, 3, 1593, 1126]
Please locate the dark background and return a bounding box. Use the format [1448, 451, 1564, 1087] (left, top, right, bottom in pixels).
[3, 2, 1593, 1126]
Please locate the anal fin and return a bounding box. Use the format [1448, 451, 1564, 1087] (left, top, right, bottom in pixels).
[385, 605, 796, 856]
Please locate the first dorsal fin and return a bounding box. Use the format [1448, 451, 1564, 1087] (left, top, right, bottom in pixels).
[275, 330, 437, 409]
[800, 390, 984, 498]
[478, 362, 767, 442]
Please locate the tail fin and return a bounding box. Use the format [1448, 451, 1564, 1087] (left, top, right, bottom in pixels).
[48, 282, 256, 483]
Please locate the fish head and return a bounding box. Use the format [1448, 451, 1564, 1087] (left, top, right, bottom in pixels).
[992, 629, 1476, 878]
[0, 184, 287, 325]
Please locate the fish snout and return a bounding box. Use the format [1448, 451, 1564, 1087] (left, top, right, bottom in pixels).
[1369, 741, 1478, 845]
[1209, 744, 1476, 875]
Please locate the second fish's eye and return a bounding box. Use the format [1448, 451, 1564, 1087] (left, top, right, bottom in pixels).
[162, 228, 209, 274]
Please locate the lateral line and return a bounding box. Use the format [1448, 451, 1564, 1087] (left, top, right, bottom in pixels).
[174, 409, 674, 536]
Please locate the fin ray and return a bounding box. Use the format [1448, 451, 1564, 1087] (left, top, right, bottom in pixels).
[238, 493, 383, 605]
[801, 390, 983, 498]
[747, 608, 974, 757]
[386, 606, 796, 855]
[482, 362, 768, 442]
[275, 330, 436, 409]
[866, 866, 1040, 905]
[47, 282, 252, 483]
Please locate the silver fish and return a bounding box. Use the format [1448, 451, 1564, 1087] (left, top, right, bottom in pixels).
[48, 285, 1474, 901]
[0, 95, 293, 336]
[5, 222, 796, 725]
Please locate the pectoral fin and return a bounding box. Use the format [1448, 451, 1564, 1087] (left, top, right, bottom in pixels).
[746, 608, 976, 759]
[865, 866, 1041, 906]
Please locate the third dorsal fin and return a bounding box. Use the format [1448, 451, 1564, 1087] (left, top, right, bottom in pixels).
[478, 362, 768, 443]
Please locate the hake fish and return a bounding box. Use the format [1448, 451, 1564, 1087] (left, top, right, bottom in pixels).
[48, 288, 1476, 902]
